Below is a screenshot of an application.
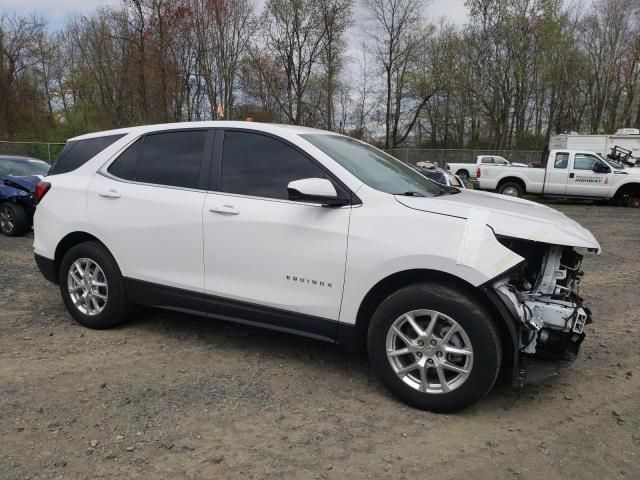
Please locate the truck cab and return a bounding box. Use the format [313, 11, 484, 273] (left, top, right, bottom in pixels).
[478, 155, 510, 166]
[544, 150, 615, 197]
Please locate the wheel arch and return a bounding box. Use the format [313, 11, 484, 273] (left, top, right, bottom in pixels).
[53, 231, 113, 282]
[613, 181, 640, 200]
[340, 269, 517, 369]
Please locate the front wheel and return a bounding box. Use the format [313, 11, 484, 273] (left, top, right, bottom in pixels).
[367, 282, 502, 412]
[0, 202, 29, 236]
[59, 241, 130, 329]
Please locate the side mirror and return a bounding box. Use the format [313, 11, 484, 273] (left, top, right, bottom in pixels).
[287, 178, 349, 207]
[593, 163, 611, 173]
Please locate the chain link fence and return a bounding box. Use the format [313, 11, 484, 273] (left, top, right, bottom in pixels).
[386, 148, 543, 167]
[0, 141, 65, 164]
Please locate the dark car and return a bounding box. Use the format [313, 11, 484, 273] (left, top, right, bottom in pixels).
[0, 155, 50, 236]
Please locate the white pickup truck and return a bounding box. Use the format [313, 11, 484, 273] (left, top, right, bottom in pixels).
[446, 155, 528, 182]
[476, 149, 640, 207]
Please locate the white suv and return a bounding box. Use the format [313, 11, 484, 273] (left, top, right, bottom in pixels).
[33, 122, 601, 412]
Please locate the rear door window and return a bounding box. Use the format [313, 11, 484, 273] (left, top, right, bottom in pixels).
[136, 131, 207, 189]
[49, 134, 125, 175]
[107, 139, 142, 181]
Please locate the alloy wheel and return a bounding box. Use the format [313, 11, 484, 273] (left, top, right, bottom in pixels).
[0, 206, 15, 234]
[386, 309, 474, 394]
[67, 258, 108, 316]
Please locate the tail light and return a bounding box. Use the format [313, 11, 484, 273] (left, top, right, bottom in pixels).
[34, 181, 51, 204]
[476, 167, 481, 178]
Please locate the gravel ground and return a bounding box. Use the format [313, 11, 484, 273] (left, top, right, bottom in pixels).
[0, 204, 639, 480]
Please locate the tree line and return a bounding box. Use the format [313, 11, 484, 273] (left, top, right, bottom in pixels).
[0, 0, 638, 150]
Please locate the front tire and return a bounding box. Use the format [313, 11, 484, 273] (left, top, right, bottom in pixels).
[0, 202, 29, 236]
[59, 241, 130, 329]
[367, 282, 502, 412]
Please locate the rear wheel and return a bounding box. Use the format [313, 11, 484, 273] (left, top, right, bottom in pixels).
[456, 170, 470, 183]
[59, 241, 130, 329]
[0, 202, 29, 236]
[367, 282, 502, 412]
[498, 181, 523, 197]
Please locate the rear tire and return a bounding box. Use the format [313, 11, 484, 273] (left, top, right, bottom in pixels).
[59, 241, 130, 329]
[0, 202, 29, 236]
[367, 282, 502, 412]
[498, 181, 523, 197]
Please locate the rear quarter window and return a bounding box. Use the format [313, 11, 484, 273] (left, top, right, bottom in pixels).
[49, 134, 125, 175]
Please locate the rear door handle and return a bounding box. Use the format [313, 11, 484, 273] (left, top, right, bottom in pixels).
[209, 205, 239, 215]
[99, 189, 121, 199]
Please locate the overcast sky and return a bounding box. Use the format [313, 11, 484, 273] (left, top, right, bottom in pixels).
[3, 0, 470, 30]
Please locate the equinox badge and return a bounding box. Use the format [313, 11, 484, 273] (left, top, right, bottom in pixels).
[286, 275, 332, 288]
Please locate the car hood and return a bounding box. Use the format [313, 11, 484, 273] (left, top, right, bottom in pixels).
[2, 174, 42, 192]
[395, 189, 601, 252]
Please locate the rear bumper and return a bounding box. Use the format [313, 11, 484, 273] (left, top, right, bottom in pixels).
[34, 254, 57, 284]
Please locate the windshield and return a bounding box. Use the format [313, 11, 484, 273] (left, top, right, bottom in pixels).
[300, 134, 444, 197]
[0, 158, 50, 177]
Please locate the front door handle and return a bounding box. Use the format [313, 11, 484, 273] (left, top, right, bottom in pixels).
[99, 189, 121, 199]
[569, 172, 575, 179]
[209, 205, 239, 215]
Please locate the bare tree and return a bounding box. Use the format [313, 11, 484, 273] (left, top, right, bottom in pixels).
[362, 0, 431, 148]
[0, 14, 46, 136]
[257, 0, 327, 124]
[318, 0, 353, 130]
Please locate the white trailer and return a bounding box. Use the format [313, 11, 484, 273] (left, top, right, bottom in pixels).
[550, 129, 640, 157]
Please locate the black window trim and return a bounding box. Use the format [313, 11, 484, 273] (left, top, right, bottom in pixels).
[210, 128, 361, 206]
[100, 128, 215, 192]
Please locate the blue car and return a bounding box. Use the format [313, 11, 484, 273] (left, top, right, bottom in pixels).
[0, 155, 50, 236]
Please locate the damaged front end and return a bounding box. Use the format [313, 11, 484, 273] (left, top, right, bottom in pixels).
[491, 237, 595, 386]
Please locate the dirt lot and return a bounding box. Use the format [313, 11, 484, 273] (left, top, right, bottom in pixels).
[1, 204, 639, 480]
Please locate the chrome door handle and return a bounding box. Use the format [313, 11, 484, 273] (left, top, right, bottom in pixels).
[209, 205, 239, 215]
[99, 189, 121, 199]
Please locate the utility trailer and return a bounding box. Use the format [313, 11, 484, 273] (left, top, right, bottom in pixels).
[550, 129, 640, 158]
